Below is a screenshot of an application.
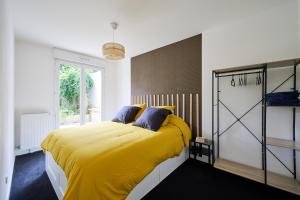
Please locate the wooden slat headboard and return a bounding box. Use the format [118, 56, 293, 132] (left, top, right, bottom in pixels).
[132, 93, 200, 138]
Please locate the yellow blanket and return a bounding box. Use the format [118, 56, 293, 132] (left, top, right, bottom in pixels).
[41, 115, 191, 200]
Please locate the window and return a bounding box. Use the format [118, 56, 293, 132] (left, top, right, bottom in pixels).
[55, 60, 103, 128]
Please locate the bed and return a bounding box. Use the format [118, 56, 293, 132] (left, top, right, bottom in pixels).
[42, 92, 201, 200]
[42, 115, 191, 200]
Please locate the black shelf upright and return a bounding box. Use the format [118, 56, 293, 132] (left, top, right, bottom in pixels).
[263, 65, 267, 184]
[293, 63, 297, 179]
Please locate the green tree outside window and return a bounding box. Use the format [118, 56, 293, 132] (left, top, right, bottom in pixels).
[59, 64, 94, 122]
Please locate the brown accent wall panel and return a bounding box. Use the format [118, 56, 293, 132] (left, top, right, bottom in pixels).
[131, 34, 202, 137]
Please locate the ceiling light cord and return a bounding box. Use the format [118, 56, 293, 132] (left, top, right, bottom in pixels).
[111, 22, 118, 42]
[113, 29, 115, 43]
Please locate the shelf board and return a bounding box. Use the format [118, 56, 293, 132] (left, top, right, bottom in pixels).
[267, 58, 300, 69]
[213, 57, 300, 74]
[214, 158, 264, 183]
[266, 137, 300, 150]
[268, 171, 300, 195]
[214, 158, 300, 195]
[213, 64, 264, 74]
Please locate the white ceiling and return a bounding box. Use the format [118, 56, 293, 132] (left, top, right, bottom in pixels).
[11, 0, 286, 58]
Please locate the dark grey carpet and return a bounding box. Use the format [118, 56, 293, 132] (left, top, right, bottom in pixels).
[143, 160, 300, 200]
[9, 152, 300, 200]
[9, 151, 57, 200]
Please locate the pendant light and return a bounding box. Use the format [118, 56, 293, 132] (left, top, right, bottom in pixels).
[102, 22, 125, 60]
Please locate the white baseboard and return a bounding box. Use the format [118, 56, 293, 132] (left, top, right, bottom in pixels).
[6, 155, 15, 200]
[15, 147, 42, 156]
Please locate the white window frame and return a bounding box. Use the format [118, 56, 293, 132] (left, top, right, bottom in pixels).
[54, 59, 105, 128]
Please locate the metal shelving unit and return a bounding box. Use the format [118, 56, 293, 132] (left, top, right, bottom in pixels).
[212, 58, 300, 195]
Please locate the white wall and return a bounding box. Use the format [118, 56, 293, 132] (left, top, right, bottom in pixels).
[115, 58, 131, 109]
[102, 61, 119, 120]
[15, 39, 55, 148]
[202, 1, 300, 176]
[14, 39, 128, 147]
[101, 58, 131, 119]
[0, 0, 15, 199]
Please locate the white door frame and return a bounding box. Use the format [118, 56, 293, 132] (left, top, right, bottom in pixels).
[54, 59, 105, 129]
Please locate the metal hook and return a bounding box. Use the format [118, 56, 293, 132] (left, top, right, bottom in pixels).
[231, 75, 235, 87]
[241, 75, 244, 86]
[239, 74, 243, 86]
[244, 74, 247, 86]
[256, 72, 262, 85]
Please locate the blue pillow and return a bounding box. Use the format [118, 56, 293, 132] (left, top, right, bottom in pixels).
[112, 106, 141, 124]
[133, 108, 171, 131]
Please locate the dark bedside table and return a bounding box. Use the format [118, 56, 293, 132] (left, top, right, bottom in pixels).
[189, 138, 213, 165]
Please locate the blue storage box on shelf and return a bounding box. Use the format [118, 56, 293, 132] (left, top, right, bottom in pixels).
[266, 91, 300, 106]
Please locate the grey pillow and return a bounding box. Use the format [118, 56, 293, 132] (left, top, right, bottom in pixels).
[133, 107, 171, 131]
[112, 106, 141, 124]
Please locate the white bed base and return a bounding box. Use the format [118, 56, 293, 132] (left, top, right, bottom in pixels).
[46, 148, 188, 200]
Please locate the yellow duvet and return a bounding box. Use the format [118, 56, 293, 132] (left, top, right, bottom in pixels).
[41, 115, 191, 200]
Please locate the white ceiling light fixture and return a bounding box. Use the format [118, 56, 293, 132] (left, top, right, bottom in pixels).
[102, 22, 125, 60]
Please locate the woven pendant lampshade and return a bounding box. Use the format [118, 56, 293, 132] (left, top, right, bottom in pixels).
[102, 22, 125, 60]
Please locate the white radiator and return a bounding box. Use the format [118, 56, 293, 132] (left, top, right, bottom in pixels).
[20, 113, 52, 152]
